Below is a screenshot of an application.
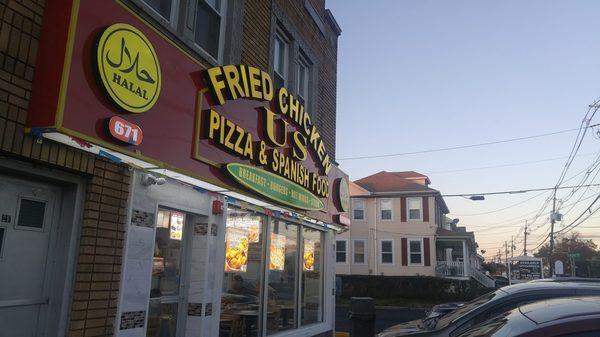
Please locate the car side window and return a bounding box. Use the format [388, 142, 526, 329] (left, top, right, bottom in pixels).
[450, 297, 541, 337]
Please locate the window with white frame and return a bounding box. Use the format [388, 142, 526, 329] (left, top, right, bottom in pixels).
[380, 240, 394, 264]
[296, 52, 311, 106]
[336, 240, 347, 263]
[193, 0, 228, 61]
[409, 239, 423, 265]
[134, 0, 228, 62]
[352, 198, 365, 220]
[407, 197, 423, 221]
[273, 32, 289, 89]
[380, 198, 393, 220]
[141, 0, 177, 23]
[353, 240, 366, 264]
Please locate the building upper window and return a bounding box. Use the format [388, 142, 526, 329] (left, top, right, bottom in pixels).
[352, 198, 365, 220]
[336, 240, 347, 263]
[380, 240, 394, 264]
[273, 33, 290, 89]
[135, 0, 228, 63]
[296, 52, 311, 106]
[409, 239, 423, 265]
[407, 197, 422, 221]
[380, 198, 393, 220]
[271, 26, 315, 113]
[194, 0, 227, 60]
[353, 240, 366, 264]
[142, 0, 176, 22]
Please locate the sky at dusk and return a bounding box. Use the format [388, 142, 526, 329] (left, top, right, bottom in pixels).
[328, 0, 600, 258]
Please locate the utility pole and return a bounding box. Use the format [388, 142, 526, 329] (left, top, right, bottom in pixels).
[523, 221, 528, 256]
[505, 241, 509, 277]
[549, 188, 557, 276]
[511, 236, 514, 259]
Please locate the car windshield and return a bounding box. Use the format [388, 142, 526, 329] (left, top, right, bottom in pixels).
[433, 290, 505, 329]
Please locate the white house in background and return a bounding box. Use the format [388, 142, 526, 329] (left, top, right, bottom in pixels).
[335, 171, 493, 288]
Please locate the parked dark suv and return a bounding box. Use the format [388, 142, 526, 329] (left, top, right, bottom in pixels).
[377, 282, 600, 337]
[457, 296, 600, 337]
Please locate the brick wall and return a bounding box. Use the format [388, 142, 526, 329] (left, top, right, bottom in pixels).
[68, 161, 129, 337]
[240, 0, 272, 71]
[241, 0, 339, 160]
[274, 0, 339, 159]
[0, 1, 130, 336]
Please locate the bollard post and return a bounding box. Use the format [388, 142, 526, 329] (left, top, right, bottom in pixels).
[349, 297, 375, 337]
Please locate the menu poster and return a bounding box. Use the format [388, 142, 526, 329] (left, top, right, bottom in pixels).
[224, 227, 249, 272]
[228, 214, 261, 243]
[303, 239, 315, 271]
[169, 212, 184, 240]
[269, 233, 286, 271]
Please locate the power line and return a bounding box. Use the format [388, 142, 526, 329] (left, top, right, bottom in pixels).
[443, 183, 600, 197]
[425, 152, 598, 175]
[337, 124, 600, 161]
[451, 190, 548, 216]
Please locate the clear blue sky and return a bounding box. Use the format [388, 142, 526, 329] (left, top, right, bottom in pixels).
[328, 0, 600, 257]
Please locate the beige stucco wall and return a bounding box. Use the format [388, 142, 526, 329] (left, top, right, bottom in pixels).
[336, 196, 438, 276]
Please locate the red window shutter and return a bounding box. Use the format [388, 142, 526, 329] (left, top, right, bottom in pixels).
[423, 196, 429, 222]
[401, 238, 408, 266]
[424, 237, 431, 266]
[400, 197, 407, 222]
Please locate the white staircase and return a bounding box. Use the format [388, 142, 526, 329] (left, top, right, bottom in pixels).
[470, 266, 496, 288]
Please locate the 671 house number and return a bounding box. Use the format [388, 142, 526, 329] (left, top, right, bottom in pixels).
[107, 116, 143, 145]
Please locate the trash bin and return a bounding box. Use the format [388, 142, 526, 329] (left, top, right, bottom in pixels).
[349, 297, 375, 337]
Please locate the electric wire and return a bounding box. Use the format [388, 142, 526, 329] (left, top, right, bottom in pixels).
[337, 124, 600, 161]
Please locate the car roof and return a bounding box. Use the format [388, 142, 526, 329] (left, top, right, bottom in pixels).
[500, 281, 600, 294]
[519, 296, 600, 324]
[530, 277, 600, 283]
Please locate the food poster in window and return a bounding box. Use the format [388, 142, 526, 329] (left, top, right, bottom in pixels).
[228, 212, 261, 243]
[303, 239, 315, 271]
[269, 232, 286, 271]
[224, 227, 249, 272]
[169, 211, 184, 240]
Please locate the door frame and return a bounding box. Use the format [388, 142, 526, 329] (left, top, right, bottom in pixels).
[0, 157, 87, 337]
[150, 205, 200, 337]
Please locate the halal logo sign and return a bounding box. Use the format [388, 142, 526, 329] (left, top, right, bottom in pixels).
[96, 24, 161, 113]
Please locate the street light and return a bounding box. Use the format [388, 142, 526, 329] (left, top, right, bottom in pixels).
[469, 195, 485, 201]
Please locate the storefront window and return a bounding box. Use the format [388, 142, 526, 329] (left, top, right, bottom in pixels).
[147, 209, 185, 337]
[301, 227, 323, 325]
[220, 208, 264, 337]
[218, 211, 328, 335]
[266, 220, 299, 334]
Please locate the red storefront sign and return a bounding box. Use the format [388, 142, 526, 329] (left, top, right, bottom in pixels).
[28, 0, 349, 224]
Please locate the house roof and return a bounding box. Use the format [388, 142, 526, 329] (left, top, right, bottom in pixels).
[354, 171, 437, 194]
[389, 171, 431, 185]
[352, 171, 450, 213]
[437, 228, 474, 236]
[349, 181, 370, 196]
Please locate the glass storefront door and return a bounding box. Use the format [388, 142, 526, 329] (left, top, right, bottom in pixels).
[147, 209, 189, 337]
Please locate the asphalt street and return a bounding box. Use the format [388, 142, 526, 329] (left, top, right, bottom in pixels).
[335, 305, 427, 334]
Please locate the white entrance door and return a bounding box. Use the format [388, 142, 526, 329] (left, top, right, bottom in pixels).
[0, 175, 62, 337]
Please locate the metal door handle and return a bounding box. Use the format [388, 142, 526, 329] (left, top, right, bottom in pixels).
[0, 297, 49, 308]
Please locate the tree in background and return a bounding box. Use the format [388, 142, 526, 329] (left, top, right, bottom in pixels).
[535, 232, 599, 277]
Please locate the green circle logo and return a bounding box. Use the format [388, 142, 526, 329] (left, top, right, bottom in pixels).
[337, 178, 350, 212]
[97, 23, 161, 113]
